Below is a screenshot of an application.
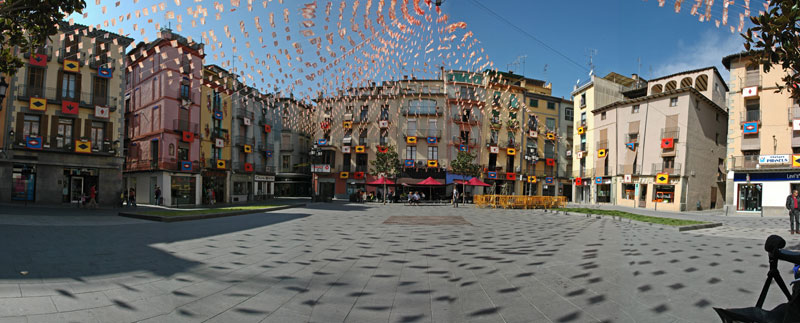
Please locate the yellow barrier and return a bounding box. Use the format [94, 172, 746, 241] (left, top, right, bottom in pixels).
[474, 195, 567, 209]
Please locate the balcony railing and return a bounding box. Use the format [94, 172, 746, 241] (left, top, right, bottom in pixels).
[402, 107, 441, 116]
[451, 136, 478, 147]
[729, 155, 795, 170]
[234, 135, 255, 146]
[16, 136, 116, 155]
[788, 106, 800, 122]
[233, 162, 252, 172]
[205, 158, 228, 169]
[15, 86, 117, 109]
[504, 140, 519, 148]
[741, 110, 761, 123]
[744, 75, 762, 88]
[211, 128, 228, 140]
[236, 108, 255, 120]
[353, 115, 369, 123]
[355, 165, 369, 173]
[452, 113, 481, 125]
[618, 164, 640, 175]
[624, 133, 639, 144]
[661, 127, 680, 139]
[403, 129, 442, 138]
[651, 163, 682, 175]
[172, 119, 199, 133]
[486, 139, 500, 147]
[596, 140, 609, 150]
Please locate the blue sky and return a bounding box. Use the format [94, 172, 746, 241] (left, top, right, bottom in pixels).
[69, 0, 756, 99]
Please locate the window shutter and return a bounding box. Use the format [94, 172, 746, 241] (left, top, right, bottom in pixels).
[39, 115, 48, 139]
[75, 73, 82, 104]
[73, 118, 82, 141]
[56, 70, 63, 100]
[105, 121, 113, 141]
[15, 112, 24, 142]
[84, 119, 91, 139]
[50, 116, 59, 144]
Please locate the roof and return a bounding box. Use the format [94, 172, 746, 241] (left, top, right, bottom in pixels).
[646, 66, 729, 92]
[602, 72, 636, 87]
[592, 86, 728, 115]
[126, 29, 204, 57]
[57, 21, 134, 47]
[722, 50, 764, 69]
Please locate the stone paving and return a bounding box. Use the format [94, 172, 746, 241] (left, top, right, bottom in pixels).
[0, 202, 797, 322]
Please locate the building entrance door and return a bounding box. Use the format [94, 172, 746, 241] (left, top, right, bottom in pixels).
[639, 184, 648, 208]
[70, 177, 84, 203]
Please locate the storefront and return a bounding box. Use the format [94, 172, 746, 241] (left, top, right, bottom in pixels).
[653, 185, 675, 204]
[231, 174, 252, 203]
[11, 164, 36, 201]
[202, 170, 228, 204]
[63, 167, 99, 204]
[254, 175, 274, 200]
[731, 172, 800, 215]
[737, 183, 762, 211]
[170, 175, 196, 206]
[595, 177, 612, 203]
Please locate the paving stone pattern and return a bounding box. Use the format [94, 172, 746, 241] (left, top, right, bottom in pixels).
[0, 203, 796, 322]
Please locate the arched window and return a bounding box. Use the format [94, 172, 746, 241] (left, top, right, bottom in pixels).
[680, 77, 693, 88]
[651, 84, 663, 94]
[695, 74, 708, 91]
[664, 80, 677, 91]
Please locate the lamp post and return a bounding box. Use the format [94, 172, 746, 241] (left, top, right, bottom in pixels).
[309, 144, 323, 202]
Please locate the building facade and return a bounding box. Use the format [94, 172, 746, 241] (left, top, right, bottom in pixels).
[593, 67, 728, 211]
[0, 22, 132, 206]
[275, 96, 313, 197]
[233, 85, 278, 201]
[723, 51, 800, 216]
[559, 98, 574, 200]
[123, 29, 204, 206]
[199, 64, 233, 204]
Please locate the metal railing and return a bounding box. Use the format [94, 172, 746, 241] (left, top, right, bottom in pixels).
[234, 135, 255, 146]
[451, 136, 478, 146]
[729, 155, 794, 170]
[172, 119, 199, 133]
[742, 110, 761, 123]
[788, 106, 800, 122]
[402, 106, 441, 115]
[744, 74, 762, 88]
[232, 162, 252, 172]
[651, 163, 682, 175]
[353, 114, 369, 123]
[486, 139, 500, 147]
[211, 128, 228, 139]
[15, 86, 117, 109]
[504, 140, 519, 148]
[355, 165, 369, 173]
[618, 164, 640, 175]
[661, 127, 680, 139]
[205, 158, 228, 169]
[235, 108, 255, 120]
[624, 133, 639, 144]
[16, 136, 116, 154]
[452, 113, 481, 124]
[596, 140, 609, 150]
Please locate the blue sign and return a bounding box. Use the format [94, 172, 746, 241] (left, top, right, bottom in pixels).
[97, 67, 112, 78]
[404, 159, 415, 167]
[743, 122, 759, 134]
[266, 150, 273, 158]
[626, 142, 636, 151]
[213, 110, 223, 120]
[459, 144, 467, 152]
[427, 137, 437, 144]
[180, 161, 193, 171]
[317, 139, 328, 146]
[488, 171, 497, 179]
[595, 177, 603, 184]
[545, 177, 554, 184]
[25, 136, 42, 150]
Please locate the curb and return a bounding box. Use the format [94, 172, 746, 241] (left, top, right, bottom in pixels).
[677, 222, 723, 232]
[555, 210, 723, 232]
[118, 204, 304, 222]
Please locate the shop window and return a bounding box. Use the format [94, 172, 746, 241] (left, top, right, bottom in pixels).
[234, 182, 248, 195]
[738, 183, 762, 211]
[653, 185, 675, 203]
[12, 164, 36, 201]
[171, 176, 196, 205]
[622, 184, 635, 199]
[596, 183, 611, 203]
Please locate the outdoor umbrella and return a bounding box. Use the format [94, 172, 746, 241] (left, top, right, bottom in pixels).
[366, 177, 396, 204]
[413, 177, 445, 201]
[462, 177, 490, 204]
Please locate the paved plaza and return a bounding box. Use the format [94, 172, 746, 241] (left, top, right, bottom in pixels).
[0, 203, 797, 322]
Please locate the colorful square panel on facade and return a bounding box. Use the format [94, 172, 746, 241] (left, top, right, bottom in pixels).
[546, 132, 555, 140]
[743, 122, 759, 135]
[94, 105, 109, 119]
[576, 151, 584, 159]
[489, 146, 499, 154]
[742, 86, 758, 97]
[626, 142, 636, 151]
[75, 140, 92, 153]
[427, 137, 437, 144]
[213, 110, 223, 120]
[505, 172, 516, 180]
[353, 172, 365, 179]
[62, 100, 79, 114]
[406, 136, 417, 144]
[97, 66, 112, 78]
[244, 144, 252, 153]
[243, 118, 252, 126]
[264, 124, 272, 133]
[180, 161, 193, 172]
[343, 121, 352, 129]
[427, 160, 438, 167]
[317, 139, 328, 145]
[321, 122, 330, 129]
[379, 120, 389, 128]
[507, 148, 516, 156]
[459, 144, 468, 152]
[595, 177, 603, 184]
[545, 177, 554, 184]
[527, 175, 537, 183]
[342, 146, 351, 153]
[216, 159, 227, 169]
[182, 131, 194, 143]
[215, 138, 224, 148]
[793, 155, 800, 168]
[528, 130, 537, 138]
[25, 136, 42, 150]
[661, 138, 674, 149]
[29, 53, 47, 67]
[546, 158, 555, 166]
[377, 146, 388, 153]
[404, 159, 415, 167]
[244, 162, 254, 172]
[487, 172, 497, 179]
[339, 172, 349, 179]
[29, 97, 46, 111]
[597, 149, 607, 158]
[63, 59, 79, 72]
[266, 150, 273, 158]
[656, 173, 669, 184]
[355, 145, 366, 153]
[577, 126, 585, 135]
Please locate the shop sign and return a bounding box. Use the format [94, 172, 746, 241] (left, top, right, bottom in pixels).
[311, 164, 331, 173]
[758, 155, 790, 165]
[624, 174, 632, 183]
[254, 175, 275, 182]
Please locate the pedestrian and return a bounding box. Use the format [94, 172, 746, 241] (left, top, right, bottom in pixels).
[453, 188, 459, 208]
[129, 187, 137, 207]
[210, 189, 216, 205]
[154, 186, 162, 206]
[88, 185, 98, 208]
[787, 190, 800, 234]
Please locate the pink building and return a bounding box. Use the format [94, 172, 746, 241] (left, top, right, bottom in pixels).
[123, 29, 205, 206]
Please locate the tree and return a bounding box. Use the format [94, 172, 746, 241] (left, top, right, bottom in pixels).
[743, 0, 800, 99]
[369, 145, 401, 204]
[0, 0, 86, 76]
[449, 150, 481, 203]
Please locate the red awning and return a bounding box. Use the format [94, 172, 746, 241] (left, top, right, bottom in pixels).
[413, 177, 445, 186]
[366, 177, 396, 185]
[466, 177, 491, 187]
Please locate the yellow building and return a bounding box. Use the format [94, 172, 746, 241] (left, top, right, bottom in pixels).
[200, 65, 235, 204]
[479, 71, 526, 195]
[0, 22, 132, 205]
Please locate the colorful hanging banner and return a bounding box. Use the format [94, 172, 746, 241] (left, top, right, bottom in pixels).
[29, 97, 46, 111]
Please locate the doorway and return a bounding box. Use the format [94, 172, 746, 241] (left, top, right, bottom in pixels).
[639, 184, 648, 208]
[150, 176, 157, 204]
[70, 177, 84, 203]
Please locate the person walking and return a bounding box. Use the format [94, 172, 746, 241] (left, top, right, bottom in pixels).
[154, 186, 162, 206]
[129, 187, 137, 207]
[87, 185, 98, 208]
[452, 188, 459, 208]
[787, 190, 800, 234]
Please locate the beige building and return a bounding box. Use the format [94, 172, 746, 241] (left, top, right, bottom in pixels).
[593, 67, 728, 211]
[723, 51, 800, 216]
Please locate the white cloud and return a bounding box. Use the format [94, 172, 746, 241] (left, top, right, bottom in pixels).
[653, 31, 745, 80]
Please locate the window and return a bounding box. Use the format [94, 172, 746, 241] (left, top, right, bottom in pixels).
[601, 111, 607, 120]
[180, 83, 190, 99]
[355, 154, 368, 172]
[544, 141, 555, 159]
[407, 119, 417, 136]
[63, 34, 79, 59]
[715, 133, 720, 145]
[407, 99, 436, 114]
[428, 146, 438, 160]
[61, 73, 77, 100]
[509, 94, 519, 109]
[177, 143, 189, 161]
[57, 118, 73, 148]
[716, 113, 720, 122]
[27, 67, 45, 97]
[93, 77, 109, 106]
[580, 93, 586, 107]
[91, 122, 105, 150]
[406, 146, 416, 160]
[360, 105, 368, 120]
[529, 98, 538, 107]
[490, 130, 499, 144]
[380, 105, 389, 120]
[745, 99, 760, 122]
[628, 132, 639, 143]
[632, 105, 640, 114]
[281, 155, 291, 171]
[492, 91, 501, 106]
[564, 108, 573, 121]
[669, 97, 678, 107]
[580, 112, 586, 124]
[547, 102, 556, 110]
[546, 118, 556, 130]
[23, 115, 40, 137]
[622, 184, 636, 199]
[379, 129, 388, 146]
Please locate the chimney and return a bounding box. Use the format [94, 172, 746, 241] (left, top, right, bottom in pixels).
[631, 73, 639, 81]
[403, 75, 408, 80]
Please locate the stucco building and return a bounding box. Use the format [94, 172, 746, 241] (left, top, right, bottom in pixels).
[199, 64, 233, 204]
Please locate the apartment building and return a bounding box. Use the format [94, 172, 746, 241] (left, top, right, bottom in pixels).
[571, 72, 639, 204]
[592, 67, 728, 211]
[275, 95, 313, 197]
[199, 64, 233, 204]
[232, 84, 279, 200]
[123, 29, 204, 206]
[723, 51, 800, 216]
[445, 70, 486, 187]
[0, 22, 132, 205]
[559, 98, 574, 200]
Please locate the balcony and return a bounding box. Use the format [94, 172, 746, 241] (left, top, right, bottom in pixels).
[205, 158, 228, 169]
[618, 164, 640, 175]
[452, 113, 481, 125]
[504, 140, 519, 148]
[233, 162, 253, 172]
[506, 120, 520, 131]
[744, 75, 762, 89]
[211, 128, 228, 140]
[15, 86, 117, 110]
[260, 144, 275, 152]
[402, 106, 441, 116]
[16, 136, 117, 155]
[661, 127, 680, 139]
[172, 119, 199, 133]
[234, 135, 255, 146]
[356, 138, 369, 146]
[343, 113, 353, 121]
[236, 108, 255, 120]
[729, 155, 796, 171]
[596, 140, 609, 150]
[355, 165, 369, 173]
[489, 120, 503, 130]
[353, 115, 369, 124]
[788, 106, 800, 122]
[624, 133, 639, 144]
[741, 110, 761, 124]
[651, 163, 682, 175]
[486, 139, 500, 147]
[451, 136, 478, 147]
